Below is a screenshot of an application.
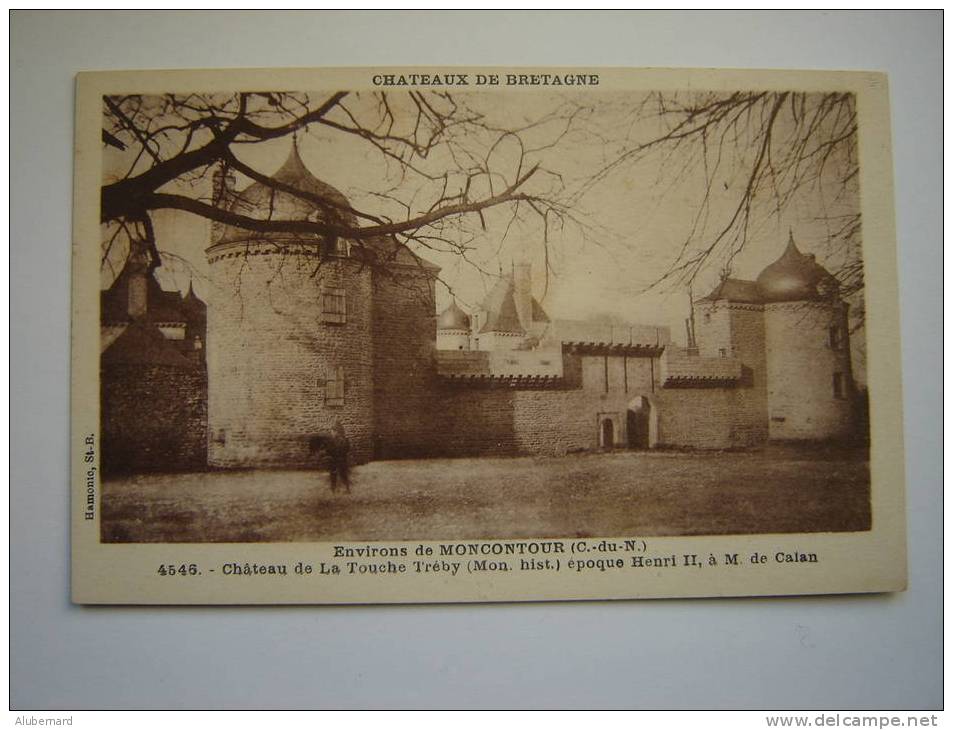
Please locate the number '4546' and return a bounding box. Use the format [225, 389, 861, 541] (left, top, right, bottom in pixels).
[157, 564, 199, 576]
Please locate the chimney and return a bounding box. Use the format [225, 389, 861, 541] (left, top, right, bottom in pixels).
[126, 237, 152, 319]
[513, 261, 533, 331]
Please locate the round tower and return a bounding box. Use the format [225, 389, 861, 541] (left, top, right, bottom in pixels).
[205, 143, 375, 466]
[436, 300, 471, 350]
[757, 233, 854, 441]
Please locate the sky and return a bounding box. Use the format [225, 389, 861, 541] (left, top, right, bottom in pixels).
[102, 89, 864, 370]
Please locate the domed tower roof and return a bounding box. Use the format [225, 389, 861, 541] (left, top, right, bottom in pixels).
[755, 232, 839, 303]
[437, 300, 471, 331]
[217, 140, 356, 245]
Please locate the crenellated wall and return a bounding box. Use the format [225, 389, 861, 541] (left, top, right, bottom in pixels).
[411, 351, 662, 458]
[121, 247, 859, 473]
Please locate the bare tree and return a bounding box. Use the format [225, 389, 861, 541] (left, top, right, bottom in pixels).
[100, 90, 584, 295]
[101, 89, 864, 328]
[579, 91, 862, 317]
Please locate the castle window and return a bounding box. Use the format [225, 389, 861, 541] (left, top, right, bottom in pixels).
[829, 324, 845, 350]
[322, 235, 348, 258]
[326, 366, 345, 406]
[832, 372, 845, 399]
[718, 348, 728, 358]
[704, 312, 711, 324]
[321, 287, 347, 324]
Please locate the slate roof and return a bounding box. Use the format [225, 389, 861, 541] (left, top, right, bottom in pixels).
[531, 297, 550, 323]
[179, 281, 208, 331]
[479, 278, 525, 334]
[477, 276, 549, 334]
[101, 320, 197, 368]
[698, 277, 763, 304]
[101, 260, 206, 327]
[700, 234, 840, 305]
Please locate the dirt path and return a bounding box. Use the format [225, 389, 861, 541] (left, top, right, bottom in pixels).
[101, 447, 870, 542]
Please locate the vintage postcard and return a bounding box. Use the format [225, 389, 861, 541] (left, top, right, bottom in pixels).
[72, 67, 906, 604]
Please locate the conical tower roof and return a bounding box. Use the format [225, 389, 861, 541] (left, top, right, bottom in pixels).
[180, 280, 207, 323]
[479, 279, 525, 335]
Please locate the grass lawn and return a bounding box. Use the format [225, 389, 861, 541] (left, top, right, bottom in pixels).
[101, 444, 870, 543]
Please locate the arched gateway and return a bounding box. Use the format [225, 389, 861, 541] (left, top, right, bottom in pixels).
[627, 395, 658, 449]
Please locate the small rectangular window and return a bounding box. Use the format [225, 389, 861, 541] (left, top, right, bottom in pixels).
[321, 287, 346, 324]
[326, 366, 345, 406]
[719, 348, 728, 358]
[322, 236, 349, 258]
[832, 372, 845, 399]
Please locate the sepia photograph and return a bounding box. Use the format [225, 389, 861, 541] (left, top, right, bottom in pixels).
[12, 9, 936, 713]
[96, 81, 870, 544]
[68, 66, 905, 605]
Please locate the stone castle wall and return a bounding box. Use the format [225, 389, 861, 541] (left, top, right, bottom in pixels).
[429, 387, 615, 456]
[656, 388, 755, 449]
[206, 246, 375, 466]
[725, 304, 770, 444]
[408, 352, 661, 458]
[126, 251, 856, 472]
[764, 302, 854, 440]
[654, 301, 769, 449]
[371, 268, 439, 460]
[101, 363, 207, 473]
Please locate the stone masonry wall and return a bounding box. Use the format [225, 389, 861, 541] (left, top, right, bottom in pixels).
[412, 352, 660, 458]
[725, 304, 770, 444]
[419, 386, 632, 457]
[206, 248, 375, 466]
[656, 302, 769, 449]
[764, 302, 854, 440]
[656, 388, 749, 449]
[372, 268, 439, 459]
[101, 363, 207, 473]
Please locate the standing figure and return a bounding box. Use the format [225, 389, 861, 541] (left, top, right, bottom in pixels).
[329, 420, 351, 493]
[308, 421, 351, 493]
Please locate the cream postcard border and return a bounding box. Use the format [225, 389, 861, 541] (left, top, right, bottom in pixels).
[71, 67, 906, 604]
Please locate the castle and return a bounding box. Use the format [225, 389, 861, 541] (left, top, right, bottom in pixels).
[100, 144, 858, 473]
[99, 238, 208, 471]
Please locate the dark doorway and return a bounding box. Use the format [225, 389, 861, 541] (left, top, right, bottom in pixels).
[628, 396, 651, 449]
[602, 418, 615, 449]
